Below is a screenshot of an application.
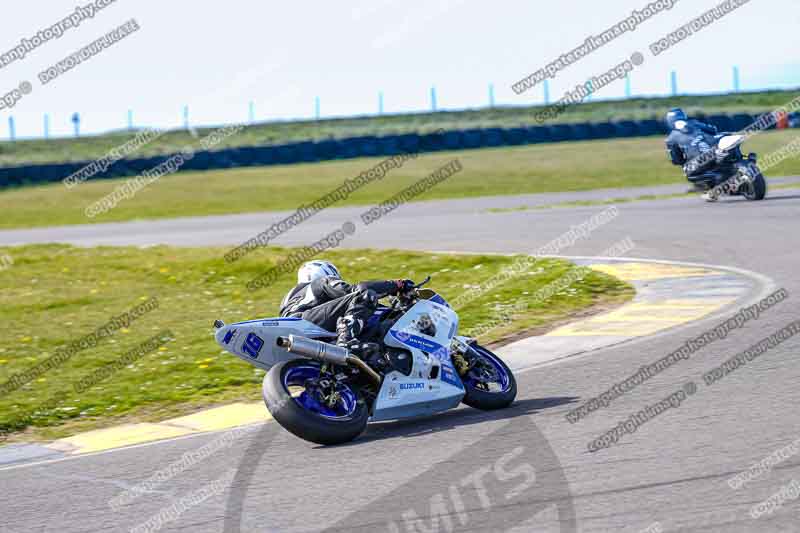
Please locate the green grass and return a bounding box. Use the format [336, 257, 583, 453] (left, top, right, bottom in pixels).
[2, 130, 800, 230]
[0, 89, 798, 167]
[0, 244, 633, 441]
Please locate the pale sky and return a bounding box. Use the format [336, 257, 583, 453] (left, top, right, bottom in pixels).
[0, 0, 798, 139]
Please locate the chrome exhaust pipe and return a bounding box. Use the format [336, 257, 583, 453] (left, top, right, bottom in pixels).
[276, 335, 382, 386]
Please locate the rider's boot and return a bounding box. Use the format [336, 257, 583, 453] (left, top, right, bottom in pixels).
[336, 316, 363, 348]
[702, 191, 719, 202]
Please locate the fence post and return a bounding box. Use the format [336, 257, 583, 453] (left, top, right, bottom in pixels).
[71, 113, 80, 137]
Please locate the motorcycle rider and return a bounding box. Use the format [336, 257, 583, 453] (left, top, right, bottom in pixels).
[664, 108, 721, 202]
[280, 260, 414, 348]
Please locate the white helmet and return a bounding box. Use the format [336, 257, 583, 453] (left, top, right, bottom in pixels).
[297, 260, 341, 284]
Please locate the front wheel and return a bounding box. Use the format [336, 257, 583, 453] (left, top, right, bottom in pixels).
[460, 344, 517, 410]
[263, 359, 369, 445]
[740, 166, 767, 201]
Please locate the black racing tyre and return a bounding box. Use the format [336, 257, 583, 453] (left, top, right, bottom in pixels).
[742, 172, 767, 202]
[262, 359, 369, 445]
[742, 169, 767, 201]
[461, 344, 517, 410]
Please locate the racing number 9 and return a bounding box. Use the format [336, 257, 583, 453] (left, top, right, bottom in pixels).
[242, 332, 264, 358]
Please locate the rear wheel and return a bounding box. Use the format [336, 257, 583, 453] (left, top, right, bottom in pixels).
[460, 344, 517, 410]
[263, 359, 369, 445]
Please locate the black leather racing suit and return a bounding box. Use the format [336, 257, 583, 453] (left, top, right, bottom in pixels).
[665, 119, 719, 177]
[279, 276, 401, 335]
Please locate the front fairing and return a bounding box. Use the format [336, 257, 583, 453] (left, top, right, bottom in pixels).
[384, 299, 462, 389]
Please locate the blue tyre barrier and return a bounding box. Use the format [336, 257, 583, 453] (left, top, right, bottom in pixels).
[0, 113, 779, 189]
[708, 114, 734, 132]
[462, 129, 483, 149]
[443, 131, 463, 149]
[482, 128, 504, 147]
[503, 127, 527, 145]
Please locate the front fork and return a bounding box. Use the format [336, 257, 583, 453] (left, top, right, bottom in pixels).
[736, 155, 760, 189]
[450, 336, 474, 375]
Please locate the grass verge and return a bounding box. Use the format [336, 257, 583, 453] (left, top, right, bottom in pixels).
[0, 244, 633, 441]
[1, 130, 799, 230]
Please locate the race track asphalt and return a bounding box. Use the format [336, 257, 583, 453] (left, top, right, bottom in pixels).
[1, 181, 799, 532]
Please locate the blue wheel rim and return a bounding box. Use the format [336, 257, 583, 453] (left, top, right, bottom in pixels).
[283, 363, 358, 420]
[463, 346, 512, 393]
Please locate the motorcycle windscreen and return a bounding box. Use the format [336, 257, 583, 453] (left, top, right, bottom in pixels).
[416, 288, 451, 307]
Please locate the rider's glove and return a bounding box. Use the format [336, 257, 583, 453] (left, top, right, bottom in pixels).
[395, 279, 415, 294]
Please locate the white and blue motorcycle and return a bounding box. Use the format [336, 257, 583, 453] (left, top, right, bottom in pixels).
[213, 277, 516, 445]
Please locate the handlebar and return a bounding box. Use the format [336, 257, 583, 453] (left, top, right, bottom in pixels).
[413, 276, 431, 290]
[391, 275, 432, 309]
